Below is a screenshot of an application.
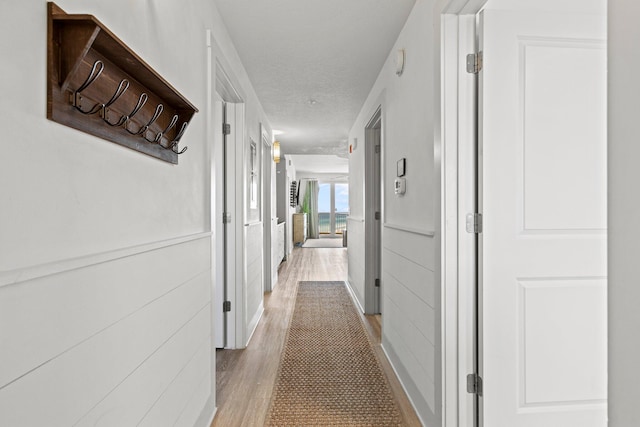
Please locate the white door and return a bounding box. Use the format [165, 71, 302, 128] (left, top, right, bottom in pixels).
[213, 96, 225, 348]
[221, 102, 244, 349]
[372, 125, 381, 314]
[364, 109, 382, 315]
[478, 6, 607, 426]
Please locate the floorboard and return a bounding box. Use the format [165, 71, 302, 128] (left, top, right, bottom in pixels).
[211, 247, 421, 426]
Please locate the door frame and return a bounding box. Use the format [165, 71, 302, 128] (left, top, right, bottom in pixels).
[440, 1, 488, 426]
[364, 106, 383, 315]
[317, 181, 348, 236]
[261, 124, 274, 292]
[214, 52, 245, 350]
[441, 2, 608, 426]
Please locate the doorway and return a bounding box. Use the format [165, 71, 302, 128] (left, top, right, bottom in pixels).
[213, 60, 244, 350]
[318, 182, 349, 236]
[364, 107, 382, 315]
[442, 1, 607, 425]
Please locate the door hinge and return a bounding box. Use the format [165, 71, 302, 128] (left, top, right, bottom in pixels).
[375, 278, 380, 287]
[223, 301, 231, 312]
[467, 373, 483, 395]
[375, 144, 381, 154]
[223, 123, 231, 135]
[375, 211, 381, 220]
[466, 52, 483, 74]
[223, 212, 231, 224]
[466, 213, 482, 234]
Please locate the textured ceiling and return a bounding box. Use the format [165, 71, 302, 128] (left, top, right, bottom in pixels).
[214, 0, 416, 156]
[288, 155, 349, 175]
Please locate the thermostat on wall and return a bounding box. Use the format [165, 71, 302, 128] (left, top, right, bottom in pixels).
[394, 178, 406, 195]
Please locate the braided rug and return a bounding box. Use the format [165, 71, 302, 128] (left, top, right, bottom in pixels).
[265, 281, 403, 426]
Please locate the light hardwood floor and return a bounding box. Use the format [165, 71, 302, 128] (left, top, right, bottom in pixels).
[211, 247, 421, 426]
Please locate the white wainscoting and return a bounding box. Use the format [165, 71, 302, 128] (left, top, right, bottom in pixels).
[381, 225, 438, 425]
[244, 222, 264, 346]
[346, 218, 365, 309]
[0, 235, 213, 426]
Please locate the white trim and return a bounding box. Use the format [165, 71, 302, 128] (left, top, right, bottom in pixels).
[244, 302, 264, 347]
[383, 223, 435, 237]
[0, 232, 212, 288]
[381, 341, 429, 427]
[261, 123, 275, 293]
[194, 397, 217, 427]
[444, 0, 487, 14]
[456, 14, 480, 427]
[440, 1, 488, 426]
[364, 104, 383, 315]
[344, 279, 366, 314]
[441, 12, 461, 427]
[205, 27, 218, 407]
[234, 103, 246, 349]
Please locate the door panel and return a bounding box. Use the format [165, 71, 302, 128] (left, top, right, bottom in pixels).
[213, 96, 225, 348]
[479, 8, 607, 426]
[224, 102, 244, 349]
[373, 126, 381, 313]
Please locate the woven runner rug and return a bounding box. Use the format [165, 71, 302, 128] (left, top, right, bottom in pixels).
[265, 281, 402, 426]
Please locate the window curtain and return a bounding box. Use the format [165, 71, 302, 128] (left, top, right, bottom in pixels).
[306, 180, 319, 239]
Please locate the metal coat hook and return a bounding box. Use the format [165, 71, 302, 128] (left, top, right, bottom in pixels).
[107, 92, 148, 127]
[140, 105, 166, 142]
[71, 60, 105, 115]
[169, 122, 189, 154]
[171, 142, 188, 155]
[154, 114, 179, 146]
[99, 79, 129, 118]
[77, 60, 104, 92]
[174, 122, 188, 142]
[126, 103, 163, 136]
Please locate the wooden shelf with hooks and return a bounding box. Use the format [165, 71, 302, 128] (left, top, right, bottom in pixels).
[46, 2, 198, 164]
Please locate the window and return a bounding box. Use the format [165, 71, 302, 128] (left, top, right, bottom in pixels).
[318, 182, 349, 234]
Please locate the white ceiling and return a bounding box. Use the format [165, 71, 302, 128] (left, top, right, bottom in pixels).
[288, 154, 348, 175]
[214, 0, 416, 156]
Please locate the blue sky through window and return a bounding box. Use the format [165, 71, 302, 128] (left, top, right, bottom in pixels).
[335, 184, 349, 213]
[318, 184, 330, 212]
[318, 183, 349, 213]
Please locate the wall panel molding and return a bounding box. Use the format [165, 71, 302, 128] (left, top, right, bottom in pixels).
[0, 232, 212, 288]
[384, 223, 435, 237]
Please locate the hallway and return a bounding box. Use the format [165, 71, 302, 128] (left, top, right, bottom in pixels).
[212, 247, 420, 426]
[4, 1, 634, 426]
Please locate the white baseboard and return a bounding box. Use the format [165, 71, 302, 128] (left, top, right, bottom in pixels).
[380, 338, 444, 427]
[194, 395, 217, 427]
[345, 280, 365, 314]
[245, 302, 264, 347]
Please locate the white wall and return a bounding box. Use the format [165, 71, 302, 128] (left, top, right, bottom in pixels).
[608, 1, 640, 425]
[244, 223, 264, 345]
[348, 0, 444, 424]
[348, 128, 367, 308]
[276, 159, 288, 221]
[0, 0, 266, 424]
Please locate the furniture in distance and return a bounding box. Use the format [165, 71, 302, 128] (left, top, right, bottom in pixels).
[292, 213, 307, 246]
